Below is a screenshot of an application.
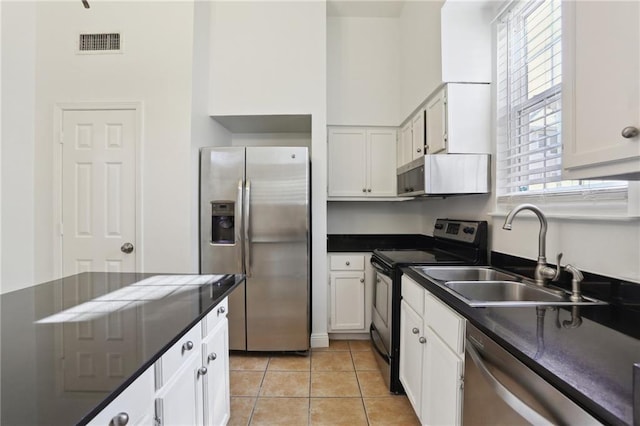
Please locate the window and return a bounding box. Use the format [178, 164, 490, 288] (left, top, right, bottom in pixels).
[496, 0, 627, 201]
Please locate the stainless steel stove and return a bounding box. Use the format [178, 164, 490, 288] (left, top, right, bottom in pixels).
[370, 219, 488, 394]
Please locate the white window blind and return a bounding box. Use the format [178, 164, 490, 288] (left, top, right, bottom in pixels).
[497, 0, 564, 196]
[496, 0, 627, 200]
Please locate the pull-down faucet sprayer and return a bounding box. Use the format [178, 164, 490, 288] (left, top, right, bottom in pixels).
[503, 204, 562, 287]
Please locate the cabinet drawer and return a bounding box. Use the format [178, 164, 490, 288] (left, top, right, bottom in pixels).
[87, 368, 154, 425]
[424, 292, 465, 355]
[330, 254, 365, 270]
[155, 322, 202, 389]
[203, 297, 228, 338]
[402, 275, 424, 315]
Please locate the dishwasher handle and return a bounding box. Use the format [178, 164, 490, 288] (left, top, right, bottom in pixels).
[466, 338, 555, 426]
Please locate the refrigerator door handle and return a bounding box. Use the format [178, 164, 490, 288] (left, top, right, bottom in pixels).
[244, 179, 252, 277]
[237, 179, 244, 272]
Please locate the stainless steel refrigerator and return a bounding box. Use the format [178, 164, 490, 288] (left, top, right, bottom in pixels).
[199, 146, 310, 351]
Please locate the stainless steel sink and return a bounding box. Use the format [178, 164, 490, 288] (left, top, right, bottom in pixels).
[414, 266, 520, 282]
[410, 266, 606, 307]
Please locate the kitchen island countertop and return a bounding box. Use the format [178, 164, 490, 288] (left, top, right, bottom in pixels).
[0, 272, 244, 425]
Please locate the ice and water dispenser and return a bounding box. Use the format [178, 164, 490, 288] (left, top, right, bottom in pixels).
[211, 201, 235, 244]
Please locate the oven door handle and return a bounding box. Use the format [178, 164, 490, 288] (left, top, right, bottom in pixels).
[370, 323, 390, 363]
[370, 257, 391, 276]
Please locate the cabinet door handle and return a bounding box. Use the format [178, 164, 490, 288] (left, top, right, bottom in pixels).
[367, 188, 371, 192]
[198, 366, 208, 377]
[181, 340, 194, 354]
[416, 148, 422, 153]
[345, 261, 350, 266]
[360, 278, 365, 283]
[217, 306, 226, 316]
[419, 337, 426, 344]
[621, 126, 639, 139]
[362, 188, 367, 193]
[412, 327, 419, 334]
[110, 412, 129, 426]
[207, 352, 218, 363]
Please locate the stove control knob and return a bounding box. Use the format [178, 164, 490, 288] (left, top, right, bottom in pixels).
[434, 223, 444, 230]
[463, 227, 475, 235]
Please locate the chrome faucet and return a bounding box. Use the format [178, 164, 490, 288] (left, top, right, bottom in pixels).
[502, 204, 562, 287]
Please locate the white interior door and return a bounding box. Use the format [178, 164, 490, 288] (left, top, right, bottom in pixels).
[61, 109, 137, 276]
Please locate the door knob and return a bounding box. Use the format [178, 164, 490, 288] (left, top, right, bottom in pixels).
[621, 126, 639, 139]
[120, 242, 134, 254]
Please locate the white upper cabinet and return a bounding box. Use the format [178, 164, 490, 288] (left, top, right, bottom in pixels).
[411, 109, 426, 160]
[398, 122, 413, 168]
[426, 83, 491, 155]
[562, 0, 640, 180]
[426, 91, 446, 154]
[328, 127, 397, 198]
[440, 0, 492, 84]
[398, 109, 427, 168]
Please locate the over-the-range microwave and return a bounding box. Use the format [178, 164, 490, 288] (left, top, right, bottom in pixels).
[397, 154, 490, 197]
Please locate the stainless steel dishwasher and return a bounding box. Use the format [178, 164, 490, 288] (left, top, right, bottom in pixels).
[463, 323, 599, 425]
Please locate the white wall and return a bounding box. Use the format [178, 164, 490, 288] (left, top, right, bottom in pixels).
[399, 0, 444, 121]
[231, 133, 311, 148]
[23, 1, 194, 287]
[1, 1, 36, 294]
[491, 216, 640, 282]
[210, 0, 328, 346]
[327, 16, 400, 126]
[190, 0, 236, 273]
[327, 201, 424, 234]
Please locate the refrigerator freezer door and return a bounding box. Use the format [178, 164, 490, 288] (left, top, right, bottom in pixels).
[245, 147, 310, 351]
[200, 147, 245, 274]
[200, 147, 247, 350]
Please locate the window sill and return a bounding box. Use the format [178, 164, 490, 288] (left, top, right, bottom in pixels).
[494, 183, 640, 220]
[488, 211, 640, 222]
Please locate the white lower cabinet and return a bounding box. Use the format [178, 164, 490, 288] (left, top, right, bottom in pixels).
[328, 254, 373, 333]
[202, 317, 230, 426]
[87, 368, 155, 426]
[422, 327, 464, 426]
[155, 352, 205, 426]
[400, 276, 465, 425]
[89, 298, 230, 426]
[399, 299, 425, 418]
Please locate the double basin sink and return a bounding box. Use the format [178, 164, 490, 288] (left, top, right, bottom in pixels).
[411, 266, 606, 307]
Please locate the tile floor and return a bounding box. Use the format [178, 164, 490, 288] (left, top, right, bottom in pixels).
[228, 340, 420, 425]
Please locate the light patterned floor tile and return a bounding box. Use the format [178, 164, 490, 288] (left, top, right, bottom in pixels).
[230, 371, 265, 396]
[312, 340, 350, 351]
[356, 370, 392, 397]
[229, 397, 255, 426]
[259, 371, 310, 397]
[250, 397, 309, 425]
[267, 354, 311, 371]
[310, 398, 368, 426]
[311, 351, 354, 371]
[230, 353, 270, 371]
[311, 371, 361, 397]
[348, 340, 372, 352]
[364, 396, 421, 425]
[352, 350, 378, 370]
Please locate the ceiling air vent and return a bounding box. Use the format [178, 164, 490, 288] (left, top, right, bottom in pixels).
[78, 33, 121, 53]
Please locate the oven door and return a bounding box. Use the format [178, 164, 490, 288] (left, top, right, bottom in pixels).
[370, 258, 393, 360]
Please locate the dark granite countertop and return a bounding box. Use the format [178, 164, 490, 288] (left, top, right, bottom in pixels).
[327, 234, 434, 252]
[403, 264, 640, 426]
[0, 272, 244, 426]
